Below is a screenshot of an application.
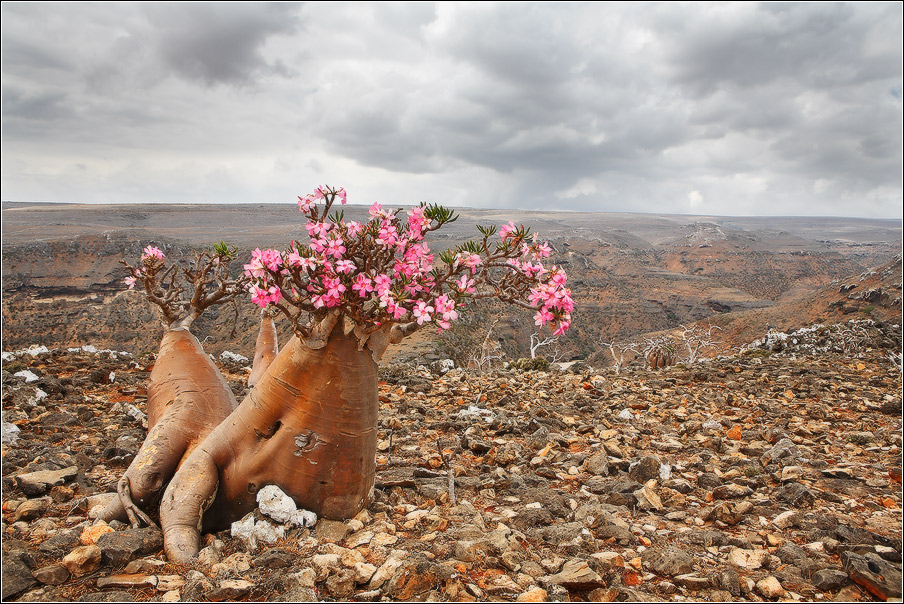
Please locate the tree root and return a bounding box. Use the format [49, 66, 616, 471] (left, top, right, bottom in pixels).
[117, 476, 159, 529]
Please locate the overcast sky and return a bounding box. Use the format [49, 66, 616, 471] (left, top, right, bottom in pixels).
[2, 2, 901, 218]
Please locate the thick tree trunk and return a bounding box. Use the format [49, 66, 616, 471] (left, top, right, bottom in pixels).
[248, 309, 278, 388]
[160, 323, 379, 562]
[97, 328, 237, 526]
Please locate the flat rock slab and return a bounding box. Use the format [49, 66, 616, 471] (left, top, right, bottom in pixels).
[642, 546, 695, 577]
[315, 519, 353, 543]
[207, 579, 255, 601]
[2, 558, 37, 600]
[32, 563, 70, 586]
[545, 559, 606, 590]
[96, 573, 159, 589]
[75, 590, 136, 602]
[15, 466, 78, 496]
[96, 527, 164, 567]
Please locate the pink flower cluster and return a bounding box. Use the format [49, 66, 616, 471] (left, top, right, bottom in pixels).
[529, 268, 574, 335]
[298, 186, 346, 212]
[243, 186, 573, 336]
[124, 245, 164, 288]
[141, 245, 165, 261]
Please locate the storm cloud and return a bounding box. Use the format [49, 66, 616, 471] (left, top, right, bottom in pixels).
[1, 2, 901, 218]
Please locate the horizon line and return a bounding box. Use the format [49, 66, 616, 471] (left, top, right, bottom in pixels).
[2, 200, 902, 223]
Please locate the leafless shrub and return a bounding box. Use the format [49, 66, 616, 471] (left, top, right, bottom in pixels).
[529, 332, 561, 362]
[679, 323, 722, 364]
[599, 339, 640, 374]
[469, 319, 505, 373]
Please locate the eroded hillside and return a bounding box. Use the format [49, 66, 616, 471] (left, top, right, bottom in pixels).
[1, 203, 900, 365]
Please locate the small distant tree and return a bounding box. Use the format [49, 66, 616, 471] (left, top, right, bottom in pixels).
[678, 323, 722, 364]
[642, 335, 676, 369]
[470, 319, 506, 373]
[599, 339, 639, 374]
[838, 321, 871, 355]
[529, 331, 560, 360]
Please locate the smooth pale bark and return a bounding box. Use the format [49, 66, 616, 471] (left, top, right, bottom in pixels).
[98, 328, 237, 526]
[248, 309, 278, 388]
[160, 319, 380, 563]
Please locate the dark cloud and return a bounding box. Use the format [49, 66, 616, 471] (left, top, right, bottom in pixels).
[142, 2, 302, 86]
[1, 87, 72, 122]
[1, 3, 900, 217]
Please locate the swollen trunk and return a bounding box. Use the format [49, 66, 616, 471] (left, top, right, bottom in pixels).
[98, 328, 237, 525]
[161, 325, 378, 561]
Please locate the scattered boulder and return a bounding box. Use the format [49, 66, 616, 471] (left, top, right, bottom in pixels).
[15, 467, 78, 497]
[642, 547, 695, 577]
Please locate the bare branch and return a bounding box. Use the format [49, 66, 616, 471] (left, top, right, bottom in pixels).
[678, 323, 722, 364]
[529, 332, 559, 359]
[469, 318, 505, 374]
[599, 339, 639, 374]
[123, 243, 247, 330]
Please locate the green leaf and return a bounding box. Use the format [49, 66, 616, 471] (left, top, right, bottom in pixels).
[213, 241, 236, 259]
[476, 224, 497, 238]
[424, 203, 458, 224]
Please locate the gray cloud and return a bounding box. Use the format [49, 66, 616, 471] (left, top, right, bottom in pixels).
[1, 2, 901, 217]
[142, 2, 302, 87]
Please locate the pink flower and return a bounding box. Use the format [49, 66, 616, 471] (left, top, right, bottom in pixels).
[124, 276, 137, 289]
[286, 249, 303, 267]
[250, 285, 282, 308]
[455, 252, 482, 274]
[142, 245, 165, 261]
[298, 194, 318, 212]
[407, 206, 427, 240]
[552, 320, 570, 336]
[379, 292, 408, 320]
[335, 259, 356, 274]
[306, 221, 332, 238]
[352, 273, 374, 297]
[259, 249, 283, 272]
[325, 238, 347, 259]
[345, 221, 364, 238]
[369, 202, 386, 218]
[499, 221, 517, 241]
[244, 248, 283, 278]
[374, 273, 392, 295]
[377, 222, 398, 248]
[337, 188, 347, 204]
[534, 308, 554, 326]
[412, 300, 434, 325]
[454, 275, 476, 294]
[433, 295, 458, 330]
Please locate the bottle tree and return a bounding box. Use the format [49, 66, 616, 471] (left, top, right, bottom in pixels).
[159, 186, 574, 562]
[99, 244, 245, 528]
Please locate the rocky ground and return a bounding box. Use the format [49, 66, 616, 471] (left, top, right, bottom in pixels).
[2, 320, 902, 602]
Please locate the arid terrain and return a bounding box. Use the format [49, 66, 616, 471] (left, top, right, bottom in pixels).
[2, 318, 901, 602]
[2, 202, 901, 364]
[1, 202, 902, 602]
